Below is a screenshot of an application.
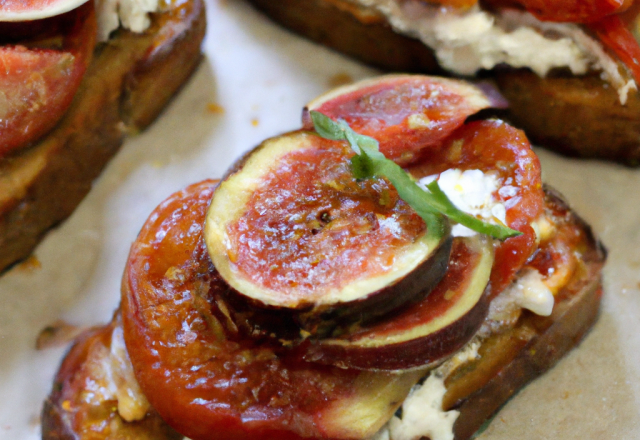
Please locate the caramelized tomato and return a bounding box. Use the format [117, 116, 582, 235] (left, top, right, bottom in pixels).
[589, 14, 640, 83]
[121, 181, 398, 440]
[228, 141, 425, 299]
[410, 120, 544, 296]
[0, 2, 96, 158]
[484, 0, 631, 22]
[42, 321, 181, 440]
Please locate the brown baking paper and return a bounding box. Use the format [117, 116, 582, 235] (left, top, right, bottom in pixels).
[0, 1, 639, 439]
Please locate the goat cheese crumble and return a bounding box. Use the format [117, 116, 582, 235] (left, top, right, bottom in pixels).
[419, 169, 508, 237]
[95, 0, 159, 41]
[371, 374, 458, 440]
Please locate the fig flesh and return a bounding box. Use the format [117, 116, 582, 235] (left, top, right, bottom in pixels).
[0, 0, 89, 21]
[303, 74, 506, 164]
[122, 179, 433, 440]
[205, 131, 452, 336]
[303, 236, 494, 371]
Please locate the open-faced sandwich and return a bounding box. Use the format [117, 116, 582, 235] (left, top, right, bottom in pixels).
[42, 75, 606, 440]
[246, 0, 640, 166]
[0, 0, 206, 273]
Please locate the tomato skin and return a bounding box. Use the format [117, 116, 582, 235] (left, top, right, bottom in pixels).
[122, 180, 369, 440]
[468, 0, 631, 22]
[0, 1, 96, 158]
[499, 0, 630, 22]
[409, 120, 544, 297]
[589, 14, 640, 83]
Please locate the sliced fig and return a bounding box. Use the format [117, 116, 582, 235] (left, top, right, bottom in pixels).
[0, 2, 96, 157]
[0, 0, 89, 21]
[303, 235, 494, 371]
[302, 74, 506, 164]
[122, 179, 432, 440]
[205, 131, 452, 336]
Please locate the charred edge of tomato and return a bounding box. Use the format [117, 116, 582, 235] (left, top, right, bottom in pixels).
[302, 289, 490, 371]
[541, 184, 608, 264]
[41, 324, 114, 440]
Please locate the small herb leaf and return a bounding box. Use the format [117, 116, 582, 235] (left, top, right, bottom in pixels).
[309, 110, 521, 240]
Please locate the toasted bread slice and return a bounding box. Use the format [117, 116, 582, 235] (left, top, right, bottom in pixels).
[0, 0, 206, 273]
[245, 0, 640, 166]
[41, 188, 606, 440]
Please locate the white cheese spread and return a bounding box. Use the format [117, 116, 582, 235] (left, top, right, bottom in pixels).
[95, 0, 159, 41]
[384, 374, 459, 440]
[354, 0, 636, 103]
[490, 267, 555, 317]
[419, 168, 507, 237]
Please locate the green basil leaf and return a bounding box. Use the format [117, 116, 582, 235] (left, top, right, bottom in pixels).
[309, 110, 521, 240]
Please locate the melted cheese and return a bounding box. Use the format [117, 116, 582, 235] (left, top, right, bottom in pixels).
[95, 0, 159, 41]
[382, 374, 459, 440]
[489, 268, 555, 318]
[105, 326, 151, 422]
[353, 0, 636, 103]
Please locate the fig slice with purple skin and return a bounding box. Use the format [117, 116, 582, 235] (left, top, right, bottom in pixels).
[303, 235, 494, 371]
[205, 131, 452, 337]
[0, 0, 89, 21]
[302, 74, 507, 165]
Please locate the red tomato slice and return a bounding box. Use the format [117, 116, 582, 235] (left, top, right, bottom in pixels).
[508, 0, 629, 22]
[122, 180, 419, 440]
[589, 14, 640, 83]
[0, 1, 96, 158]
[409, 120, 544, 297]
[466, 0, 630, 22]
[303, 75, 504, 165]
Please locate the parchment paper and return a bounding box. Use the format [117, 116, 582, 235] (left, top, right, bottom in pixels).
[1, 0, 639, 438]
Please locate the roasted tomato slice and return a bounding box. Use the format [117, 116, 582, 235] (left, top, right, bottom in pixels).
[589, 14, 640, 82]
[479, 0, 631, 22]
[409, 120, 544, 297]
[122, 180, 424, 440]
[0, 1, 96, 158]
[0, 0, 89, 20]
[302, 75, 503, 165]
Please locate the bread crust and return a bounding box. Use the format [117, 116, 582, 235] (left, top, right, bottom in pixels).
[0, 0, 206, 273]
[41, 188, 606, 440]
[245, 0, 640, 166]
